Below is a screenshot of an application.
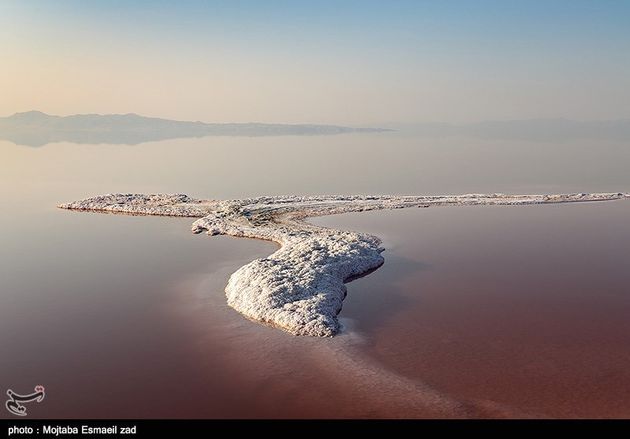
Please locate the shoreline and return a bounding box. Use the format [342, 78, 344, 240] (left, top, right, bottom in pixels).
[59, 192, 629, 337]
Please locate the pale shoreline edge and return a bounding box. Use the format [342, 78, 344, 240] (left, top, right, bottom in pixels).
[58, 192, 629, 337]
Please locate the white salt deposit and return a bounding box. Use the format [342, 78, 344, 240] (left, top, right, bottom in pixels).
[59, 192, 629, 336]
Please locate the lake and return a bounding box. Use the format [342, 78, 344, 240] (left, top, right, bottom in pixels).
[1, 132, 629, 418]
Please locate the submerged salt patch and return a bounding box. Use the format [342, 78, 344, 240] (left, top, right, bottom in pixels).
[59, 192, 629, 337]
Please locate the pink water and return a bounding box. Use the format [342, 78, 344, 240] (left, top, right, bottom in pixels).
[2, 134, 630, 418]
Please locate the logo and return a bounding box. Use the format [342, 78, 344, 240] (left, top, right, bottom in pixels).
[5, 385, 45, 416]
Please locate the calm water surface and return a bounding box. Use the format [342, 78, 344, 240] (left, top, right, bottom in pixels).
[1, 133, 629, 417]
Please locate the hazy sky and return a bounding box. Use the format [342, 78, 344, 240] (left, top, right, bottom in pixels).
[2, 0, 630, 124]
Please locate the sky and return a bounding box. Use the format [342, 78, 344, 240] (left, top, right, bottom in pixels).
[2, 0, 630, 124]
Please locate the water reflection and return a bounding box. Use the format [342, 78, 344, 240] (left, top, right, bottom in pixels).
[0, 111, 386, 147]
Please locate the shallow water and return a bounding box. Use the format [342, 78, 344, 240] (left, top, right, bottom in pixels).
[314, 202, 630, 418]
[1, 132, 629, 418]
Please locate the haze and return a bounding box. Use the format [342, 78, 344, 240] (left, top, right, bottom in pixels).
[2, 0, 630, 125]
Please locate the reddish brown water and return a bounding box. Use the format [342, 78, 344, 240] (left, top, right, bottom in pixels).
[314, 202, 630, 418]
[3, 201, 629, 418]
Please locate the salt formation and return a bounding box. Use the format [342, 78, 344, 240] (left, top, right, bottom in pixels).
[59, 192, 629, 336]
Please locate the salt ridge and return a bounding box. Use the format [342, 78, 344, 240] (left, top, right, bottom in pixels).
[59, 192, 629, 336]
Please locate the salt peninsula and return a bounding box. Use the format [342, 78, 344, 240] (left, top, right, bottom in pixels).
[59, 192, 629, 337]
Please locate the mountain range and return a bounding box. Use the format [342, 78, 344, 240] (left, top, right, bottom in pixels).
[2, 111, 630, 147]
[387, 118, 630, 142]
[0, 111, 389, 147]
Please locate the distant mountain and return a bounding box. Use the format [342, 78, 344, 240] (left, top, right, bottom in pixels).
[389, 118, 630, 142]
[0, 111, 391, 147]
